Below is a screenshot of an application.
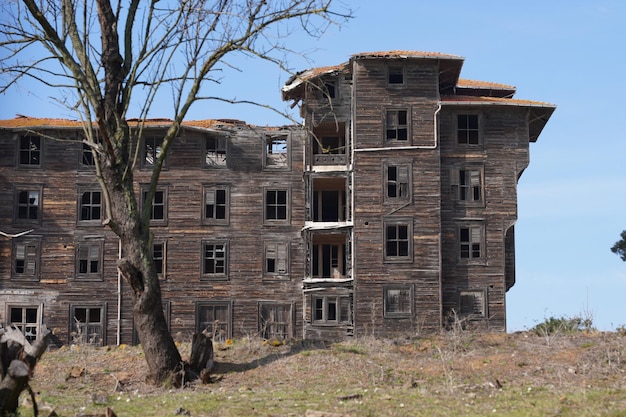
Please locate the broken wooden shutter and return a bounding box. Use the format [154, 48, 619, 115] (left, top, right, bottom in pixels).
[277, 243, 287, 274]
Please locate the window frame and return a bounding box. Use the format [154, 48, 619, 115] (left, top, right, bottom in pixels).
[259, 302, 294, 340]
[383, 162, 412, 203]
[141, 186, 168, 226]
[458, 289, 487, 318]
[263, 133, 291, 170]
[385, 108, 410, 143]
[8, 304, 42, 343]
[69, 304, 106, 346]
[141, 136, 164, 169]
[456, 113, 481, 146]
[196, 301, 232, 342]
[14, 186, 43, 224]
[383, 285, 414, 318]
[79, 132, 102, 168]
[152, 239, 167, 280]
[311, 295, 352, 325]
[204, 134, 228, 168]
[451, 165, 484, 206]
[17, 134, 42, 168]
[201, 240, 229, 280]
[11, 237, 41, 281]
[75, 238, 105, 281]
[383, 218, 414, 263]
[263, 241, 290, 279]
[387, 65, 405, 87]
[77, 187, 103, 225]
[202, 185, 230, 225]
[263, 187, 290, 225]
[458, 223, 485, 263]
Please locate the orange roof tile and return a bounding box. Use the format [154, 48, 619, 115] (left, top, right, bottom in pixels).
[441, 95, 555, 107]
[352, 50, 463, 60]
[0, 116, 245, 130]
[457, 79, 516, 90]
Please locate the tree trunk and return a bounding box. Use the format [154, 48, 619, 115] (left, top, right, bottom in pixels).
[0, 326, 51, 415]
[188, 331, 215, 384]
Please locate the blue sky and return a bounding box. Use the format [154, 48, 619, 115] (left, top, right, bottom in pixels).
[2, 1, 625, 331]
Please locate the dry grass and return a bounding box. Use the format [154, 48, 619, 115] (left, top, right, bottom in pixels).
[22, 331, 626, 416]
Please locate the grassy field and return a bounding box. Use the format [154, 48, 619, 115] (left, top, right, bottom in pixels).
[22, 329, 626, 416]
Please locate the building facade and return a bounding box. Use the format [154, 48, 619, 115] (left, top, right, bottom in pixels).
[0, 51, 554, 346]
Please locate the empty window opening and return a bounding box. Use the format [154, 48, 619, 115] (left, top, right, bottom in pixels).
[388, 66, 404, 85]
[17, 190, 40, 220]
[386, 110, 408, 141]
[205, 136, 227, 167]
[143, 190, 166, 221]
[9, 306, 39, 342]
[19, 135, 41, 166]
[265, 189, 288, 221]
[153, 242, 165, 276]
[460, 226, 483, 259]
[143, 137, 162, 167]
[457, 115, 479, 145]
[77, 242, 102, 276]
[453, 168, 482, 202]
[386, 165, 410, 200]
[72, 306, 104, 346]
[265, 135, 288, 168]
[385, 224, 410, 258]
[203, 242, 227, 276]
[265, 242, 289, 276]
[79, 190, 102, 221]
[312, 237, 347, 279]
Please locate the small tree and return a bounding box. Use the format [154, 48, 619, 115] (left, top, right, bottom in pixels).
[0, 0, 350, 386]
[611, 230, 626, 261]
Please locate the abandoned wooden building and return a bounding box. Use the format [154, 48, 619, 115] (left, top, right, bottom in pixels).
[0, 50, 555, 346]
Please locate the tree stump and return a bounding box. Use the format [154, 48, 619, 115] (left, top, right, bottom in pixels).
[0, 325, 51, 416]
[187, 330, 214, 384]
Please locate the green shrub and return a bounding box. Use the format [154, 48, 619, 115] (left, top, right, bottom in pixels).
[531, 315, 593, 335]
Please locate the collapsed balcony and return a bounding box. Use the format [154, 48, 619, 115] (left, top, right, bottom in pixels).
[311, 122, 347, 166]
[303, 230, 352, 282]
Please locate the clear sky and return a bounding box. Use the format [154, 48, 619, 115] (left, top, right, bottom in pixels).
[1, 1, 625, 331]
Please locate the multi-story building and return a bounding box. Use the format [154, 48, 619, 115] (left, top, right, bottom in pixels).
[0, 50, 554, 346]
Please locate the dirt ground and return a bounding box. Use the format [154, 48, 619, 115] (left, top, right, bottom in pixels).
[25, 330, 626, 416]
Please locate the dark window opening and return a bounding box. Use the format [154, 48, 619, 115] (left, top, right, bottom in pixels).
[388, 66, 404, 85]
[19, 136, 41, 166]
[386, 165, 409, 200]
[71, 306, 104, 346]
[385, 224, 409, 257]
[312, 243, 347, 278]
[460, 226, 482, 259]
[205, 136, 227, 167]
[197, 303, 230, 342]
[9, 306, 39, 342]
[457, 115, 479, 145]
[203, 242, 227, 276]
[17, 190, 39, 220]
[386, 110, 408, 141]
[80, 191, 102, 221]
[265, 189, 288, 221]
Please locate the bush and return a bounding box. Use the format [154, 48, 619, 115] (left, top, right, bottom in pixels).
[531, 315, 593, 336]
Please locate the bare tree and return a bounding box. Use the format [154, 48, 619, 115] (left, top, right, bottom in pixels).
[0, 0, 350, 385]
[611, 230, 626, 261]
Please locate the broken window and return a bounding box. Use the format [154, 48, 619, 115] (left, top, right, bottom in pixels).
[78, 189, 102, 222]
[142, 137, 163, 167]
[459, 290, 486, 317]
[384, 286, 413, 317]
[203, 186, 229, 224]
[205, 135, 227, 167]
[312, 296, 351, 324]
[197, 302, 231, 342]
[384, 219, 412, 261]
[16, 189, 41, 221]
[385, 164, 410, 201]
[81, 134, 101, 167]
[9, 306, 40, 342]
[202, 241, 228, 278]
[18, 135, 41, 167]
[71, 305, 105, 346]
[153, 240, 166, 278]
[459, 225, 484, 260]
[76, 240, 103, 279]
[264, 241, 289, 277]
[386, 109, 408, 141]
[457, 114, 480, 145]
[311, 123, 347, 165]
[142, 188, 167, 223]
[12, 239, 40, 279]
[388, 65, 404, 86]
[264, 134, 289, 168]
[259, 303, 293, 340]
[264, 189, 289, 223]
[451, 167, 483, 203]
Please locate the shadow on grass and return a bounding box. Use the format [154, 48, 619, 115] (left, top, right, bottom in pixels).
[212, 339, 331, 374]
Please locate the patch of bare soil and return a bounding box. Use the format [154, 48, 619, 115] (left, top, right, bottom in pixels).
[29, 331, 626, 415]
